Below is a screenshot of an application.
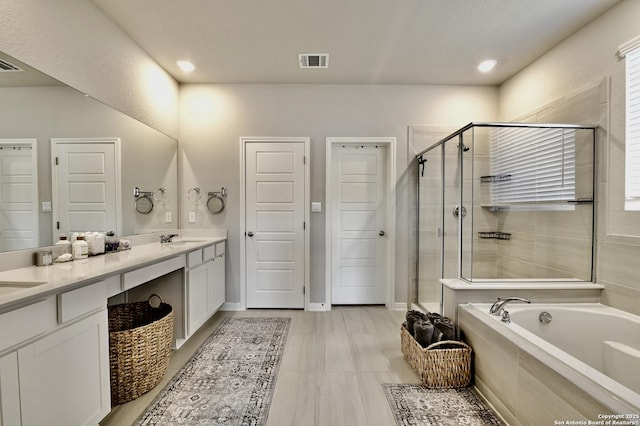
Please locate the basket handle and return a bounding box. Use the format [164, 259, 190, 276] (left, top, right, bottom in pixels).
[425, 340, 471, 351]
[148, 293, 163, 308]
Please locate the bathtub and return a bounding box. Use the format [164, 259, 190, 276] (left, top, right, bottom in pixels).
[458, 302, 640, 423]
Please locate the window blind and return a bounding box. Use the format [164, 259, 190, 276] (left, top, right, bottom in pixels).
[489, 127, 575, 204]
[625, 47, 640, 210]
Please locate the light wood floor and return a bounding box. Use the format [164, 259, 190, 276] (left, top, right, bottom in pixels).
[100, 306, 419, 426]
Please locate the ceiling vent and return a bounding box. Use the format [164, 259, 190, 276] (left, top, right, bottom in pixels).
[298, 53, 329, 69]
[0, 58, 22, 72]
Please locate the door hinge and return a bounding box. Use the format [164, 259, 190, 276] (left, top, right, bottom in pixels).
[303, 155, 306, 165]
[303, 287, 305, 295]
[56, 221, 60, 230]
[303, 221, 306, 230]
[55, 156, 59, 166]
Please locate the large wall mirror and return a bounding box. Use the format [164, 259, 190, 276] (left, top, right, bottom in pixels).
[0, 51, 178, 252]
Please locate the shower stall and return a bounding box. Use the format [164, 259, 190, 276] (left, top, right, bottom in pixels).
[411, 123, 597, 313]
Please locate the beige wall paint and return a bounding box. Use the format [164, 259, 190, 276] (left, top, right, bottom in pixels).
[179, 84, 498, 305]
[0, 0, 179, 139]
[499, 0, 640, 314]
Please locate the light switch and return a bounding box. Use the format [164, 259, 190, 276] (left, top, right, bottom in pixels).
[311, 202, 322, 213]
[41, 201, 52, 212]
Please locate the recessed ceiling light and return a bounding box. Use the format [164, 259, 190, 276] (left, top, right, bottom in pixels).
[477, 59, 497, 73]
[177, 60, 195, 73]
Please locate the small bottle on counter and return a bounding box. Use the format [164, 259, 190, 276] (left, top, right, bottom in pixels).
[72, 235, 89, 260]
[55, 235, 72, 254]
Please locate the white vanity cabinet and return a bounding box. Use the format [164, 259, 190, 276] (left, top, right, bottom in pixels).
[208, 241, 226, 314]
[186, 242, 226, 336]
[0, 352, 20, 425]
[18, 308, 110, 426]
[0, 279, 111, 426]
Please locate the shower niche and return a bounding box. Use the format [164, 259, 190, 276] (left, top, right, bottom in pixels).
[412, 123, 597, 312]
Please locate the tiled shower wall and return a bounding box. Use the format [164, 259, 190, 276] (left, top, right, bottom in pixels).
[483, 83, 603, 280]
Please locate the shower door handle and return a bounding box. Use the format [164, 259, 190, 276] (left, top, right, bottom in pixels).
[379, 230, 385, 236]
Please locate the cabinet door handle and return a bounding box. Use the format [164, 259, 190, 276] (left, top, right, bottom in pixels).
[247, 231, 254, 237]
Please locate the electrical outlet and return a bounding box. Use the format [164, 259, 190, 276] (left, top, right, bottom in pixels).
[188, 211, 196, 223]
[165, 212, 172, 223]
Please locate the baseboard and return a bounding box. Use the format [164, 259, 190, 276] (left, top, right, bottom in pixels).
[307, 302, 330, 312]
[220, 302, 244, 311]
[393, 302, 407, 311]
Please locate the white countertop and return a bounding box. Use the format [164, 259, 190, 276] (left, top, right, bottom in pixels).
[0, 232, 226, 312]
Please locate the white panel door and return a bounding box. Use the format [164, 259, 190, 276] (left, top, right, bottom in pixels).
[332, 145, 387, 304]
[53, 140, 118, 236]
[0, 139, 38, 251]
[246, 142, 305, 308]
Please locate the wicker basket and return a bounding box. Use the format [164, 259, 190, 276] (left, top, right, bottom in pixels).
[108, 295, 174, 405]
[400, 324, 472, 388]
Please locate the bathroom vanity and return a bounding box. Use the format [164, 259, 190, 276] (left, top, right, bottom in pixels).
[0, 231, 226, 426]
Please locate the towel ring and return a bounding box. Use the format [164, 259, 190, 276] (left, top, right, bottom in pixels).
[135, 194, 154, 214]
[207, 193, 225, 214]
[153, 187, 168, 203]
[187, 187, 202, 202]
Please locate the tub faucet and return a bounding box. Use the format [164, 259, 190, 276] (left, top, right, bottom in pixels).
[489, 297, 531, 316]
[160, 234, 179, 243]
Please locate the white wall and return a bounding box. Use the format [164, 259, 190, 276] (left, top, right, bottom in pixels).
[0, 0, 179, 139]
[499, 0, 640, 314]
[179, 84, 498, 306]
[0, 86, 178, 245]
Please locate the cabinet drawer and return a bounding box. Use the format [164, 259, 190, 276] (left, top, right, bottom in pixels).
[215, 241, 226, 257]
[58, 279, 109, 324]
[203, 245, 215, 262]
[123, 255, 186, 290]
[0, 298, 56, 353]
[187, 249, 203, 268]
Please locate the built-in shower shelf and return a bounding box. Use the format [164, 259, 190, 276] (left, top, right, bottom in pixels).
[478, 231, 511, 240]
[480, 174, 512, 183]
[480, 204, 511, 211]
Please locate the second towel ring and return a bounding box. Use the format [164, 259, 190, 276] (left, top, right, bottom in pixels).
[207, 194, 225, 214]
[207, 187, 227, 214]
[134, 187, 154, 214]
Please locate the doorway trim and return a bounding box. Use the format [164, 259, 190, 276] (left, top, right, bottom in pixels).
[51, 137, 122, 239]
[239, 137, 310, 310]
[325, 137, 396, 310]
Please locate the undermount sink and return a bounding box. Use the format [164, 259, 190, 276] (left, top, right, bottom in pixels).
[166, 239, 204, 245]
[0, 281, 47, 296]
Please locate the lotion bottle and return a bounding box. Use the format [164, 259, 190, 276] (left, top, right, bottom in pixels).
[72, 235, 89, 260]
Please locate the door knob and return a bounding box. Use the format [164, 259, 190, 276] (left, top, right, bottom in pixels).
[379, 230, 385, 236]
[247, 231, 254, 237]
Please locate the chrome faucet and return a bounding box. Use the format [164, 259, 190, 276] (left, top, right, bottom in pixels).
[489, 297, 531, 316]
[160, 234, 179, 243]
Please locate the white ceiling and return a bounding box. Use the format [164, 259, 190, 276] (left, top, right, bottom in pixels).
[91, 0, 620, 86]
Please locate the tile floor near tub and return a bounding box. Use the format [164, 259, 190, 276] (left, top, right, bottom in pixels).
[100, 307, 419, 426]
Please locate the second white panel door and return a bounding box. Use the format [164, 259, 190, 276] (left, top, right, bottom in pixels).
[245, 141, 306, 308]
[332, 144, 387, 304]
[53, 139, 118, 237]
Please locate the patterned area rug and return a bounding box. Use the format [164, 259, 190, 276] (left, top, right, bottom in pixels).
[383, 384, 504, 426]
[136, 317, 290, 425]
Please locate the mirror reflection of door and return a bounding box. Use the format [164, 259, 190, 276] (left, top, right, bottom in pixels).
[51, 138, 121, 239]
[0, 139, 38, 251]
